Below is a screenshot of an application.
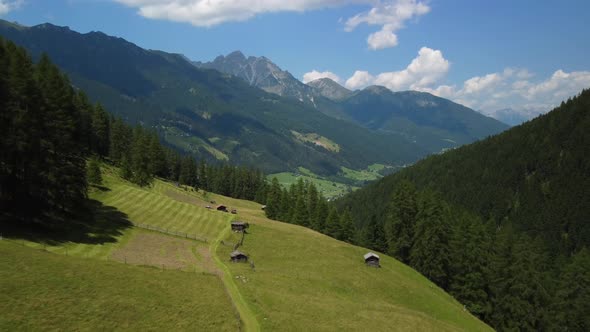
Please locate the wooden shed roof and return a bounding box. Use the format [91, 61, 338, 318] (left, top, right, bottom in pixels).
[230, 250, 247, 258]
[364, 252, 380, 260]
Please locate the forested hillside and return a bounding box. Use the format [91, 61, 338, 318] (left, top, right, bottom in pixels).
[335, 90, 590, 331]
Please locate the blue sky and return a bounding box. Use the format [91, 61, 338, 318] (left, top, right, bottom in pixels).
[1, 0, 589, 118]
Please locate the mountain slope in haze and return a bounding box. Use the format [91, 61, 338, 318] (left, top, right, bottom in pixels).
[194, 50, 318, 103]
[0, 20, 431, 176]
[307, 77, 353, 100]
[484, 108, 532, 126]
[196, 50, 508, 153]
[334, 86, 510, 152]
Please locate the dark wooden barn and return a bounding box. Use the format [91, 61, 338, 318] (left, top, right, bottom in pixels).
[231, 221, 249, 232]
[230, 250, 248, 263]
[216, 205, 228, 212]
[364, 252, 380, 268]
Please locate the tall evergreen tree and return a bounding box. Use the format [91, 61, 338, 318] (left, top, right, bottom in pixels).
[312, 196, 329, 232]
[307, 182, 319, 227]
[86, 157, 103, 185]
[264, 177, 282, 220]
[553, 248, 590, 332]
[384, 180, 418, 263]
[449, 213, 492, 319]
[410, 191, 451, 288]
[338, 209, 355, 243]
[323, 206, 341, 239]
[90, 104, 110, 157]
[36, 53, 87, 210]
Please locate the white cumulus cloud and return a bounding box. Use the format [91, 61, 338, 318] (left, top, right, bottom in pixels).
[425, 68, 590, 122]
[113, 0, 428, 49]
[114, 0, 354, 27]
[345, 0, 430, 50]
[0, 0, 23, 15]
[344, 47, 450, 90]
[302, 70, 341, 84]
[367, 26, 399, 50]
[345, 70, 375, 90]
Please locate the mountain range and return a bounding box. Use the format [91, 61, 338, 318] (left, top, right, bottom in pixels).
[0, 19, 508, 179]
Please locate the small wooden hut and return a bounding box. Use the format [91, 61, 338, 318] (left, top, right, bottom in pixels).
[231, 221, 249, 232]
[364, 252, 380, 268]
[216, 205, 228, 212]
[230, 250, 248, 263]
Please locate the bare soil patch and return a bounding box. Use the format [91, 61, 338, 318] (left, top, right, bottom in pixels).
[111, 232, 198, 270]
[198, 246, 222, 276]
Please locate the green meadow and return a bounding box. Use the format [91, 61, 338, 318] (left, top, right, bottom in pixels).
[1, 167, 490, 331]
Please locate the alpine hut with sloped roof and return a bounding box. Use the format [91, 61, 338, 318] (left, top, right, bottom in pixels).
[230, 250, 248, 263]
[231, 221, 249, 232]
[364, 252, 380, 268]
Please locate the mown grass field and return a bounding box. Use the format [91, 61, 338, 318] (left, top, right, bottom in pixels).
[3, 166, 490, 331]
[93, 167, 234, 241]
[0, 240, 238, 331]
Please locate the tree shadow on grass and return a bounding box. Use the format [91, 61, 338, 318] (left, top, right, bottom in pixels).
[0, 199, 132, 245]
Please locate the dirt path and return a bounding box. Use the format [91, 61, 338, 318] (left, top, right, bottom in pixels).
[211, 228, 260, 332]
[197, 246, 222, 276]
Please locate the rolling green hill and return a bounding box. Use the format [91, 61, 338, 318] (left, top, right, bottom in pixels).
[2, 167, 491, 331]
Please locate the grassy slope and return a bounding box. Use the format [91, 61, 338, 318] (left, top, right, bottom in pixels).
[93, 167, 233, 241]
[0, 241, 238, 331]
[3, 168, 490, 331]
[169, 185, 491, 331]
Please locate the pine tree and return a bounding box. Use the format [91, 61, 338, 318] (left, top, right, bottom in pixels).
[312, 196, 329, 232]
[384, 180, 418, 263]
[488, 228, 551, 331]
[265, 177, 282, 220]
[36, 53, 87, 210]
[292, 193, 309, 226]
[339, 209, 355, 243]
[323, 206, 341, 238]
[307, 182, 319, 227]
[553, 248, 590, 332]
[109, 117, 131, 165]
[129, 127, 152, 186]
[90, 104, 110, 157]
[449, 212, 492, 318]
[86, 157, 103, 185]
[148, 131, 166, 178]
[119, 155, 133, 180]
[410, 191, 451, 288]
